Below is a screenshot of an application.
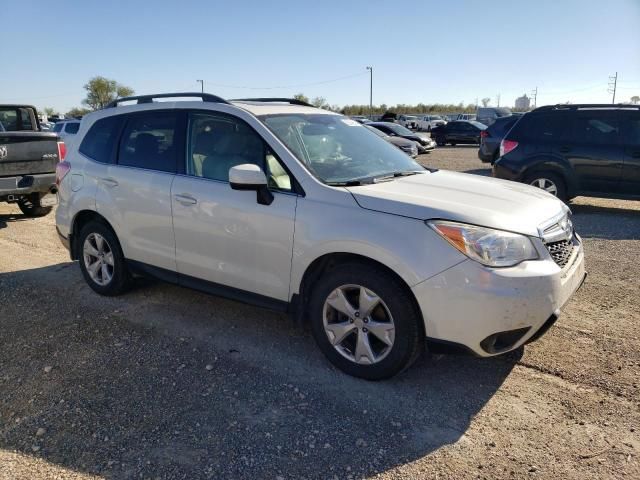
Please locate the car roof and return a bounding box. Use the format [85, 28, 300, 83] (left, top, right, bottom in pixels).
[230, 100, 335, 116]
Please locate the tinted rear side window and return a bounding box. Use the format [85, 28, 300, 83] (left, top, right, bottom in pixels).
[118, 112, 178, 172]
[53, 122, 64, 133]
[79, 116, 123, 164]
[488, 116, 518, 136]
[65, 122, 80, 134]
[510, 113, 566, 140]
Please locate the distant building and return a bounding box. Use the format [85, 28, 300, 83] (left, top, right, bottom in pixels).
[515, 94, 531, 110]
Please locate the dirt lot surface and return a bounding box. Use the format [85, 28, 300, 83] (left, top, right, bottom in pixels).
[1, 147, 638, 479]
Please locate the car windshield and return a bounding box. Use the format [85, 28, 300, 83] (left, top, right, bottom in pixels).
[261, 114, 424, 184]
[382, 123, 414, 136]
[364, 124, 388, 138]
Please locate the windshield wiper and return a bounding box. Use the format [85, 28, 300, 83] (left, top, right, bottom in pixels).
[372, 171, 423, 183]
[325, 180, 365, 186]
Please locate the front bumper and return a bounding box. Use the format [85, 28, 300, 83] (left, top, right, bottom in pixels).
[412, 239, 586, 356]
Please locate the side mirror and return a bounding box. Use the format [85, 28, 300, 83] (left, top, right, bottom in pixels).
[229, 164, 274, 205]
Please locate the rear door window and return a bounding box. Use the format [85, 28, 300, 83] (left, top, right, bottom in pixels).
[118, 112, 179, 173]
[79, 115, 124, 164]
[568, 111, 620, 145]
[620, 112, 640, 146]
[53, 122, 64, 133]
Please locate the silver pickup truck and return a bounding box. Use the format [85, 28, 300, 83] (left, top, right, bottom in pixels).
[0, 105, 62, 216]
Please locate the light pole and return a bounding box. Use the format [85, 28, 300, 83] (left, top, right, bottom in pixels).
[366, 66, 373, 118]
[196, 79, 204, 93]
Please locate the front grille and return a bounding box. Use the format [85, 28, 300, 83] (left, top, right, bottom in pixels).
[546, 239, 574, 268]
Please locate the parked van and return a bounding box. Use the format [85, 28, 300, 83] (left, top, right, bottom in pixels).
[476, 107, 512, 127]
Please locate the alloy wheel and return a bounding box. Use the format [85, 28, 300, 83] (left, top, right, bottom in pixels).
[322, 284, 395, 365]
[83, 233, 115, 286]
[530, 178, 558, 196]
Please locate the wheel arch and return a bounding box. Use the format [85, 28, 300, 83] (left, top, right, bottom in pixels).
[293, 252, 424, 335]
[69, 210, 118, 260]
[521, 157, 576, 197]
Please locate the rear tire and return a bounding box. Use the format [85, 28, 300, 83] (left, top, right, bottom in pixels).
[77, 221, 131, 296]
[524, 171, 567, 201]
[309, 263, 424, 380]
[18, 193, 52, 217]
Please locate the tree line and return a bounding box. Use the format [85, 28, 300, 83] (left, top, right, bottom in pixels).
[42, 80, 640, 118]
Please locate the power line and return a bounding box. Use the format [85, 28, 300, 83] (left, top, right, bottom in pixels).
[200, 71, 368, 91]
[608, 72, 618, 104]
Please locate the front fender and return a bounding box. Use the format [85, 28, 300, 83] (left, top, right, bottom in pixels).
[289, 195, 466, 299]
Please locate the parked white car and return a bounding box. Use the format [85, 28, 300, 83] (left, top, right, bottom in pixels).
[55, 93, 586, 379]
[416, 115, 446, 132]
[397, 114, 419, 130]
[52, 119, 81, 140]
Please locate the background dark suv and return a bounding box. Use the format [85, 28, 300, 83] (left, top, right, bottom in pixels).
[478, 115, 521, 163]
[493, 104, 640, 201]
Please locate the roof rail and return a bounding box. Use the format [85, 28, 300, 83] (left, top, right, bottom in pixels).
[230, 97, 315, 107]
[533, 103, 640, 112]
[105, 92, 229, 108]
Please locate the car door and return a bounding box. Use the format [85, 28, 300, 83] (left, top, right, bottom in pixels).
[458, 123, 475, 143]
[619, 110, 640, 195]
[557, 110, 624, 194]
[447, 122, 462, 142]
[95, 110, 182, 273]
[171, 110, 298, 302]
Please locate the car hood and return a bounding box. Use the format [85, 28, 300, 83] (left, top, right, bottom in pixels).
[346, 170, 568, 237]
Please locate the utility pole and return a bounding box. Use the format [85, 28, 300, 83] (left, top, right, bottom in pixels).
[196, 79, 204, 93]
[530, 87, 538, 109]
[496, 93, 501, 107]
[366, 66, 373, 118]
[608, 72, 618, 104]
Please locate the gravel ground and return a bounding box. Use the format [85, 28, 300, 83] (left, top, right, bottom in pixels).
[0, 147, 638, 479]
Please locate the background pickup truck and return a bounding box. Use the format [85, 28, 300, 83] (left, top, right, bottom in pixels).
[0, 105, 63, 216]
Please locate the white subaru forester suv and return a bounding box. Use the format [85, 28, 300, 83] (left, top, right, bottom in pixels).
[55, 93, 586, 380]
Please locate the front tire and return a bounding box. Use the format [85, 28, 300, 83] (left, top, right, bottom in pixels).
[77, 221, 131, 296]
[309, 263, 424, 380]
[524, 171, 567, 201]
[435, 136, 446, 147]
[18, 193, 52, 217]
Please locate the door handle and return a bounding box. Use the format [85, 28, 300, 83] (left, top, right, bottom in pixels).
[174, 194, 197, 205]
[559, 146, 571, 153]
[100, 177, 118, 187]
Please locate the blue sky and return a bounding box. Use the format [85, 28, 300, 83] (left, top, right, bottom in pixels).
[1, 0, 639, 113]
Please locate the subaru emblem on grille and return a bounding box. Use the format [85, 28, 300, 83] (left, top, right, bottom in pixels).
[0, 146, 7, 160]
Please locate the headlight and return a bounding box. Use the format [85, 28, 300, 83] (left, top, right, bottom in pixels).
[428, 220, 538, 267]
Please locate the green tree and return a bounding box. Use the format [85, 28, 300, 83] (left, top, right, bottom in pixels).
[311, 96, 328, 109]
[82, 76, 134, 111]
[293, 93, 309, 104]
[481, 97, 491, 107]
[43, 107, 56, 117]
[631, 95, 640, 104]
[66, 107, 92, 118]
